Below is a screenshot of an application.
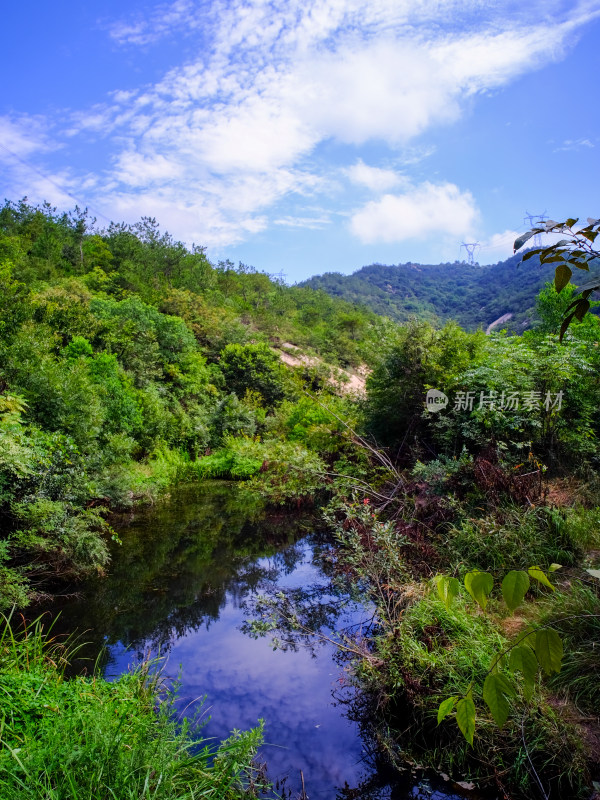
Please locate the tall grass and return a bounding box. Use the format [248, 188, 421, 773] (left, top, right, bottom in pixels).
[445, 505, 580, 574]
[0, 613, 265, 799]
[541, 582, 600, 714]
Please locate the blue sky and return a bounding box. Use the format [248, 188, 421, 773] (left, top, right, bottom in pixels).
[1, 0, 599, 282]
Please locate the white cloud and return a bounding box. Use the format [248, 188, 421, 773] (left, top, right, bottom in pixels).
[554, 137, 595, 152]
[291, 38, 463, 145]
[7, 0, 600, 248]
[106, 0, 200, 45]
[273, 214, 331, 229]
[104, 190, 269, 248]
[91, 0, 597, 247]
[345, 160, 406, 192]
[115, 152, 185, 187]
[478, 229, 522, 263]
[0, 115, 51, 160]
[350, 182, 478, 244]
[432, 25, 571, 95]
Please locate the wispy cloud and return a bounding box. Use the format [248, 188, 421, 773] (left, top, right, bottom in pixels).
[106, 0, 202, 46]
[0, 115, 53, 159]
[477, 229, 522, 263]
[273, 214, 331, 229]
[345, 160, 407, 192]
[7, 0, 600, 247]
[0, 115, 90, 210]
[553, 137, 595, 152]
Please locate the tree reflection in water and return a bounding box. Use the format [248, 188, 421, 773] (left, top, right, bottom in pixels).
[47, 482, 313, 664]
[40, 482, 478, 800]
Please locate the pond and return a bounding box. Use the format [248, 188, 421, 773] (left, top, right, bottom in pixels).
[49, 482, 469, 800]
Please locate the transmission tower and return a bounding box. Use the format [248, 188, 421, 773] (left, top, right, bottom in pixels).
[461, 242, 480, 265]
[524, 211, 548, 247]
[270, 270, 287, 285]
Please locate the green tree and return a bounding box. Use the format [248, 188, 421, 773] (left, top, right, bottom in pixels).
[514, 216, 600, 337]
[210, 393, 257, 445]
[365, 321, 482, 450]
[219, 343, 286, 407]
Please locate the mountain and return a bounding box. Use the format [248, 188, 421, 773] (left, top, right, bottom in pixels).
[300, 253, 557, 332]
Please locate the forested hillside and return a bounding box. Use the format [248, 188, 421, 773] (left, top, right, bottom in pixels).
[301, 253, 600, 331]
[2, 198, 600, 800]
[0, 199, 380, 608]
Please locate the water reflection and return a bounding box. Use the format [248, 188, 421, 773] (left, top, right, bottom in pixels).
[46, 482, 473, 800]
[52, 483, 310, 661]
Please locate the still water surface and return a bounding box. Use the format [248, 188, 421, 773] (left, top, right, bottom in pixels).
[52, 482, 467, 800]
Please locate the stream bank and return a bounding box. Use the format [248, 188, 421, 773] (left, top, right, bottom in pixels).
[43, 481, 469, 800]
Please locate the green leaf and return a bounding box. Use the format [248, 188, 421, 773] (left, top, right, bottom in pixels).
[574, 299, 591, 322]
[585, 568, 600, 581]
[565, 217, 579, 228]
[521, 630, 537, 653]
[559, 312, 576, 341]
[542, 253, 569, 264]
[435, 575, 460, 610]
[483, 673, 514, 727]
[548, 563, 562, 573]
[464, 570, 494, 610]
[535, 628, 563, 675]
[514, 231, 536, 252]
[565, 297, 584, 313]
[501, 570, 530, 611]
[554, 263, 572, 292]
[528, 566, 555, 591]
[541, 245, 562, 258]
[573, 277, 600, 293]
[509, 645, 538, 700]
[437, 696, 458, 725]
[456, 692, 476, 745]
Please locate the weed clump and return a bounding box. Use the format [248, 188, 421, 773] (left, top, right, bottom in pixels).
[0, 614, 265, 799]
[541, 581, 600, 714]
[445, 505, 581, 574]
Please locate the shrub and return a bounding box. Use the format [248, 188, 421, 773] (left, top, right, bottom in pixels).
[0, 541, 29, 610]
[10, 499, 111, 575]
[219, 343, 287, 407]
[274, 395, 353, 454]
[193, 438, 264, 481]
[244, 439, 326, 505]
[210, 394, 257, 446]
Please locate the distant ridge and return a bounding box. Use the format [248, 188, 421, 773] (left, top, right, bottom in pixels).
[300, 252, 553, 331]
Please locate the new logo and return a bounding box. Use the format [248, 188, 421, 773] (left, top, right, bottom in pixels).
[425, 389, 448, 413]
